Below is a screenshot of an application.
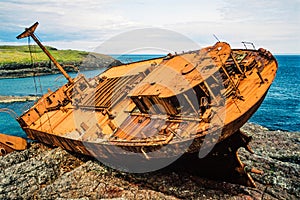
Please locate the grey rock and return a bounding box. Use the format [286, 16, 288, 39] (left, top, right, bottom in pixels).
[0, 123, 299, 199]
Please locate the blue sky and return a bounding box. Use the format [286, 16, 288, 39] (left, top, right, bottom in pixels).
[0, 0, 299, 54]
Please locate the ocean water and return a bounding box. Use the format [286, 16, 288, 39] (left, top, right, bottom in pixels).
[249, 55, 300, 132]
[0, 55, 299, 138]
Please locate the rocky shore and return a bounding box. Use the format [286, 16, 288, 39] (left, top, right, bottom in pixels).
[0, 123, 299, 199]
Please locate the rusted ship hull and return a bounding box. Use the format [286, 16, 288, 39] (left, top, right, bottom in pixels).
[21, 91, 267, 186]
[16, 22, 278, 187]
[23, 89, 267, 159]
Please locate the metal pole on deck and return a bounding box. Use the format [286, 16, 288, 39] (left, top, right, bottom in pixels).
[16, 22, 74, 84]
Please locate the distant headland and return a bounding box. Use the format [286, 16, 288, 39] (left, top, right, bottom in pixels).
[0, 45, 122, 78]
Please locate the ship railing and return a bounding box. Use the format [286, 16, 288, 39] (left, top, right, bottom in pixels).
[242, 41, 256, 50]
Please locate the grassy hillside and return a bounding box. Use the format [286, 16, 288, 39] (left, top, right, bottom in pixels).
[0, 45, 122, 78]
[0, 45, 89, 64]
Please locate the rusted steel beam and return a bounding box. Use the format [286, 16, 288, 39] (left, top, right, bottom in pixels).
[17, 22, 74, 84]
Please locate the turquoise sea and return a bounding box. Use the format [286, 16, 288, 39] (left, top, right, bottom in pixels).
[0, 55, 299, 138]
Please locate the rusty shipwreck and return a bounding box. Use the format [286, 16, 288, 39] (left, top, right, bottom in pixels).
[16, 22, 277, 187]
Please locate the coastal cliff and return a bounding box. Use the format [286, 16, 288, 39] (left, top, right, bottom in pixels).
[0, 45, 122, 78]
[0, 123, 299, 199]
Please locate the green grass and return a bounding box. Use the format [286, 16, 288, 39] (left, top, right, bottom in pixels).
[0, 45, 89, 64]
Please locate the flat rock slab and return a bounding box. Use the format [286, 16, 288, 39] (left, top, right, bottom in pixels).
[0, 123, 299, 199]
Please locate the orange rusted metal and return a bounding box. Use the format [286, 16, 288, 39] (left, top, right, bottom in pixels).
[0, 133, 27, 156]
[16, 22, 277, 187]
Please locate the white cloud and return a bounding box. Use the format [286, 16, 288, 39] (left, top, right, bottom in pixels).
[220, 0, 299, 23]
[0, 0, 299, 53]
[0, 0, 138, 41]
